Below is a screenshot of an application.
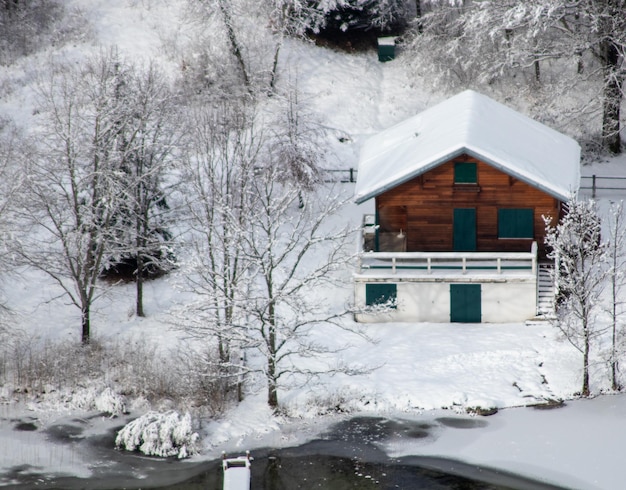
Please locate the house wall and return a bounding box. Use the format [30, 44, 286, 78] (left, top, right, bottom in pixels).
[375, 155, 562, 258]
[354, 279, 537, 323]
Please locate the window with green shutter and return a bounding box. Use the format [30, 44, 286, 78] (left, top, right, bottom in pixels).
[498, 209, 534, 238]
[365, 283, 397, 308]
[454, 162, 477, 184]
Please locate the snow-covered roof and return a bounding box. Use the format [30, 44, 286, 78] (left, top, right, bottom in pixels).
[354, 90, 581, 203]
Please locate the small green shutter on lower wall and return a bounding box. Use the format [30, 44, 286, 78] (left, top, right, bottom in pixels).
[366, 283, 397, 308]
[450, 284, 481, 323]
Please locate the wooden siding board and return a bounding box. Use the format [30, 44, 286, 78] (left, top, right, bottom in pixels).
[375, 155, 560, 257]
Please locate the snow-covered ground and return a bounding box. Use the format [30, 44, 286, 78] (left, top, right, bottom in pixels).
[3, 1, 626, 489]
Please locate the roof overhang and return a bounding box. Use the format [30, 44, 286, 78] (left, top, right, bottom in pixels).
[354, 146, 578, 204]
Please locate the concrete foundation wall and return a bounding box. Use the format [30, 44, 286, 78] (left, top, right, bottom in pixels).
[354, 279, 536, 323]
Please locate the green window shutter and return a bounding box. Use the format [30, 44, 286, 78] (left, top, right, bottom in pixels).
[450, 284, 481, 323]
[498, 209, 534, 238]
[454, 162, 477, 183]
[366, 283, 397, 308]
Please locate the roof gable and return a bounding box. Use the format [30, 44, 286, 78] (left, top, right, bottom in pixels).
[354, 90, 581, 203]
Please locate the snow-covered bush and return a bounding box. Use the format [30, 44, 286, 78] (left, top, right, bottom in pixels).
[0, 333, 231, 414]
[95, 387, 127, 417]
[115, 411, 199, 459]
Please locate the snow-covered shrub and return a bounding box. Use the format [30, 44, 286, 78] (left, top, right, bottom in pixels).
[3, 336, 108, 393]
[95, 387, 127, 417]
[1, 333, 230, 414]
[301, 387, 376, 416]
[115, 411, 199, 459]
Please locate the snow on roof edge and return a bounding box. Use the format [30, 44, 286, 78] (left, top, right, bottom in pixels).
[354, 145, 580, 204]
[464, 147, 580, 202]
[354, 147, 466, 204]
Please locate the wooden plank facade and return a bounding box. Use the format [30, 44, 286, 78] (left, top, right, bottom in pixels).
[374, 154, 563, 258]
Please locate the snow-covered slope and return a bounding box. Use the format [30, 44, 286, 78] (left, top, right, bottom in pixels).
[2, 1, 626, 489]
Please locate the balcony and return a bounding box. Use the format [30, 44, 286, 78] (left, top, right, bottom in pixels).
[357, 215, 538, 280]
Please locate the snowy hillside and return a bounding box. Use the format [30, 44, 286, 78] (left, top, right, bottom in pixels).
[0, 0, 585, 409]
[1, 1, 626, 489]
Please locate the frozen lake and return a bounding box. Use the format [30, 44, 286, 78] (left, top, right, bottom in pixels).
[3, 400, 605, 489]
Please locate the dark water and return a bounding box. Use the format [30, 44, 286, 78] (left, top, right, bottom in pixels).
[157, 450, 565, 490]
[2, 416, 567, 490]
[154, 417, 565, 490]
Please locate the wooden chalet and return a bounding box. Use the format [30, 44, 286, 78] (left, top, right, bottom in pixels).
[353, 90, 580, 323]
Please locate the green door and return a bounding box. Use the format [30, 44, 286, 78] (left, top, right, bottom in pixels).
[450, 284, 481, 323]
[453, 208, 476, 251]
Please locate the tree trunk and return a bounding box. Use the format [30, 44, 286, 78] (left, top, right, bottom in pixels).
[269, 40, 281, 94]
[218, 331, 230, 364]
[135, 175, 147, 317]
[217, 0, 250, 89]
[611, 228, 621, 391]
[267, 368, 278, 409]
[136, 252, 144, 317]
[600, 40, 622, 154]
[534, 58, 540, 82]
[582, 323, 590, 396]
[267, 347, 278, 408]
[415, 0, 422, 33]
[267, 300, 279, 409]
[612, 254, 618, 390]
[81, 305, 90, 345]
[267, 342, 278, 409]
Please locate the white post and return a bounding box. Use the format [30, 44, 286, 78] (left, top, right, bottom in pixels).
[462, 257, 467, 274]
[427, 257, 432, 274]
[497, 257, 501, 274]
[392, 257, 396, 273]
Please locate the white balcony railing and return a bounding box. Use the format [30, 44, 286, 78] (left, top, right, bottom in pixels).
[357, 215, 538, 277]
[357, 246, 537, 276]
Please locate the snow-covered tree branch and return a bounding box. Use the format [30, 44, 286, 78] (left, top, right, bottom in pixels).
[605, 200, 626, 391]
[544, 198, 607, 396]
[177, 98, 261, 367]
[101, 60, 181, 317]
[240, 162, 356, 409]
[408, 0, 626, 153]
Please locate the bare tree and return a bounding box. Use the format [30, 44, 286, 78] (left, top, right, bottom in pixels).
[189, 0, 271, 93]
[0, 0, 83, 65]
[544, 198, 607, 396]
[19, 53, 132, 344]
[0, 120, 25, 332]
[265, 0, 323, 92]
[605, 201, 626, 391]
[175, 93, 361, 409]
[105, 61, 180, 317]
[268, 82, 326, 196]
[176, 99, 261, 367]
[215, 0, 250, 88]
[241, 164, 355, 409]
